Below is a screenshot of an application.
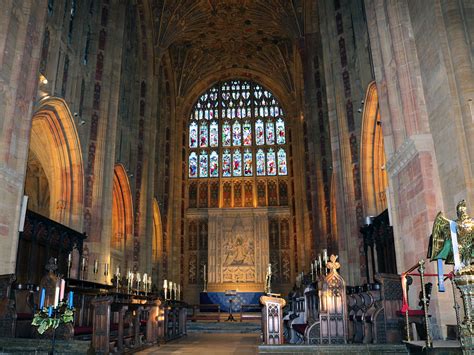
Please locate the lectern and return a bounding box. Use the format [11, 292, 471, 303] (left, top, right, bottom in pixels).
[260, 295, 286, 344]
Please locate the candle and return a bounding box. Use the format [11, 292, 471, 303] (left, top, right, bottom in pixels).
[178, 284, 181, 300]
[59, 279, 65, 302]
[173, 283, 177, 300]
[94, 259, 98, 274]
[82, 257, 86, 271]
[48, 306, 53, 317]
[68, 253, 72, 263]
[68, 291, 74, 308]
[116, 267, 120, 276]
[318, 254, 322, 271]
[104, 263, 109, 276]
[323, 249, 328, 264]
[53, 285, 60, 307]
[136, 273, 141, 282]
[268, 263, 272, 274]
[143, 273, 148, 291]
[163, 279, 168, 289]
[39, 288, 45, 309]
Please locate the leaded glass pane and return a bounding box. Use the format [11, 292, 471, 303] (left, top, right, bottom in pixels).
[189, 122, 198, 148]
[255, 119, 264, 145]
[276, 118, 285, 144]
[222, 150, 231, 177]
[199, 122, 208, 147]
[267, 148, 276, 176]
[233, 149, 242, 176]
[189, 152, 198, 178]
[266, 120, 275, 145]
[222, 122, 231, 146]
[256, 149, 265, 176]
[232, 121, 241, 146]
[210, 151, 219, 177]
[210, 121, 218, 147]
[199, 151, 208, 177]
[278, 148, 287, 175]
[243, 121, 252, 146]
[244, 149, 253, 176]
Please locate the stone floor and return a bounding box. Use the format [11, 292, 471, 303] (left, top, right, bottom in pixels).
[136, 333, 260, 354]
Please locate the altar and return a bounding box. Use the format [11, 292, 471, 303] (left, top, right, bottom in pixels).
[200, 292, 263, 313]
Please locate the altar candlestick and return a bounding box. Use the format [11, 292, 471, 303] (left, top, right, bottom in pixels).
[59, 279, 65, 302]
[39, 288, 45, 309]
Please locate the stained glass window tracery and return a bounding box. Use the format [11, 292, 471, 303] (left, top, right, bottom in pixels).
[188, 80, 288, 179]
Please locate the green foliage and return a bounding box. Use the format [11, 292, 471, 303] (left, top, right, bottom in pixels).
[32, 302, 75, 335]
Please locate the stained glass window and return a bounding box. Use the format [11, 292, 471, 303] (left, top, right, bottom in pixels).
[189, 122, 198, 148]
[210, 151, 219, 177]
[199, 122, 208, 147]
[256, 149, 265, 176]
[222, 150, 231, 177]
[267, 149, 276, 176]
[266, 120, 275, 145]
[244, 149, 252, 176]
[232, 121, 241, 146]
[188, 80, 287, 181]
[255, 120, 264, 145]
[233, 149, 242, 176]
[189, 152, 198, 178]
[222, 122, 231, 146]
[243, 121, 252, 146]
[199, 151, 208, 177]
[277, 148, 287, 175]
[276, 118, 285, 145]
[210, 121, 218, 147]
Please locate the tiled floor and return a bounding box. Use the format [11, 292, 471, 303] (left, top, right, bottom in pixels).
[137, 333, 260, 354]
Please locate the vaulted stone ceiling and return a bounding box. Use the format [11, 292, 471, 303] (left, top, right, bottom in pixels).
[151, 0, 304, 98]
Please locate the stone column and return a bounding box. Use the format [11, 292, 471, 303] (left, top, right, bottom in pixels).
[0, 0, 47, 275]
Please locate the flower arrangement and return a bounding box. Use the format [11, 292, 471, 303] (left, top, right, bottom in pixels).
[32, 301, 75, 334]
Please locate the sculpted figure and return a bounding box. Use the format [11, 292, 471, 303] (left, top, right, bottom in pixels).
[429, 200, 474, 274]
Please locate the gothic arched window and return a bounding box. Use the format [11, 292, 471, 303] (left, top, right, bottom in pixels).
[188, 80, 287, 179]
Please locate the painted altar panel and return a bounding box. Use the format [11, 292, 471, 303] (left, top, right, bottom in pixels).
[208, 208, 269, 292]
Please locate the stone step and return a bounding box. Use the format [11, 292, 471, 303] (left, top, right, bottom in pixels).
[187, 321, 261, 334]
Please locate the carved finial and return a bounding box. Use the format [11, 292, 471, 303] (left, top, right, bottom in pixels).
[326, 254, 340, 273]
[45, 257, 58, 274]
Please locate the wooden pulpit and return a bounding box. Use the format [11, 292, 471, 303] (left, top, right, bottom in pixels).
[260, 295, 286, 344]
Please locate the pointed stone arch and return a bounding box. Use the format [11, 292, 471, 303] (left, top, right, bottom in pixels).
[152, 199, 163, 283]
[112, 164, 134, 272]
[26, 97, 84, 229]
[360, 82, 388, 217]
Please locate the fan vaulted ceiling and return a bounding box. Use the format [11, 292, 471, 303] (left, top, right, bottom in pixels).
[150, 0, 304, 97]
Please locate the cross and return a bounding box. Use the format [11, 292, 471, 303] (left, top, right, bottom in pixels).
[326, 254, 340, 273]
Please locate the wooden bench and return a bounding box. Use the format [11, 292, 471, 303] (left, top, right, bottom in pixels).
[187, 304, 220, 322]
[240, 304, 262, 322]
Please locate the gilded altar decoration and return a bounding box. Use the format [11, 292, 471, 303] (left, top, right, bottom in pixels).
[429, 199, 474, 274]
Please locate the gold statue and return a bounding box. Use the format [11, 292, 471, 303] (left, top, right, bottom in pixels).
[429, 200, 474, 274]
[264, 263, 272, 294]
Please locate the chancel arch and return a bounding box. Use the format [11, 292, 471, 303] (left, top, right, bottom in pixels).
[111, 164, 134, 273]
[360, 82, 388, 217]
[25, 97, 84, 229]
[183, 78, 297, 303]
